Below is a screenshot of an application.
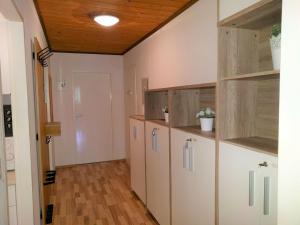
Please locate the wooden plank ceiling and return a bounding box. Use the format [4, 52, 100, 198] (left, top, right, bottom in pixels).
[34, 0, 198, 55]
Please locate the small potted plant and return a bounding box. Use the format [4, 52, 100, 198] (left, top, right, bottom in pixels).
[270, 24, 281, 70]
[196, 107, 215, 132]
[162, 106, 169, 123]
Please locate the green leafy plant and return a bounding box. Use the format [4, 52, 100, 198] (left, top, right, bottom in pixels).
[162, 106, 168, 113]
[272, 24, 281, 37]
[196, 107, 215, 118]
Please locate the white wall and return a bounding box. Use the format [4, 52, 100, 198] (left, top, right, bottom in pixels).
[0, 0, 47, 224]
[218, 0, 260, 21]
[278, 1, 300, 224]
[123, 0, 218, 159]
[50, 53, 126, 166]
[124, 0, 218, 114]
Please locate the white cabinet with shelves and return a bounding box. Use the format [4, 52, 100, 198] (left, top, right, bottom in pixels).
[145, 121, 170, 225]
[171, 128, 215, 225]
[219, 142, 277, 225]
[129, 118, 146, 204]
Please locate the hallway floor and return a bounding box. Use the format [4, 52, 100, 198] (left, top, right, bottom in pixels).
[50, 160, 157, 225]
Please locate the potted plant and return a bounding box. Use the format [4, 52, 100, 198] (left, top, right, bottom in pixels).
[162, 106, 169, 123]
[196, 107, 215, 132]
[270, 24, 281, 70]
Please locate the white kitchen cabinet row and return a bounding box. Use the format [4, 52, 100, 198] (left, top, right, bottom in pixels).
[130, 118, 278, 225]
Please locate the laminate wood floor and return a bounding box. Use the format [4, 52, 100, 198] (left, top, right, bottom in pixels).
[50, 160, 157, 225]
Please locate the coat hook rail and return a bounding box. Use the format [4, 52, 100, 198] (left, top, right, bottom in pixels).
[37, 47, 53, 67]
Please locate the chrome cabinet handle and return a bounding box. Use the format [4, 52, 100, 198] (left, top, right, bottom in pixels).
[249, 171, 255, 207]
[151, 128, 158, 152]
[264, 176, 270, 215]
[188, 147, 194, 171]
[183, 145, 187, 169]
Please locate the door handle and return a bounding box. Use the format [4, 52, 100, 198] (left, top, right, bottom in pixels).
[264, 176, 270, 215]
[249, 171, 255, 207]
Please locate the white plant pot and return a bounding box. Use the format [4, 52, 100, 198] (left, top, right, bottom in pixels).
[270, 35, 281, 70]
[164, 113, 169, 123]
[200, 118, 214, 132]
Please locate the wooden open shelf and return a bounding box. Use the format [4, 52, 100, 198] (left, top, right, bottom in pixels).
[224, 136, 278, 155]
[144, 83, 217, 138]
[169, 86, 216, 129]
[174, 126, 215, 140]
[221, 70, 279, 81]
[145, 90, 169, 121]
[149, 119, 169, 127]
[218, 0, 282, 29]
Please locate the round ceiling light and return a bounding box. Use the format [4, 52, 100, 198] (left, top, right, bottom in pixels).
[94, 15, 119, 27]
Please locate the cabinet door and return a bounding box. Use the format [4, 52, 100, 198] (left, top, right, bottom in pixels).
[219, 142, 263, 225]
[129, 119, 146, 203]
[171, 129, 215, 225]
[219, 0, 261, 21]
[146, 121, 170, 225]
[260, 156, 278, 225]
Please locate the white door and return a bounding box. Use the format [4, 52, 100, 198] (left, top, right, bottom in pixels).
[0, 62, 9, 225]
[73, 72, 113, 164]
[146, 121, 170, 225]
[130, 118, 146, 203]
[171, 129, 215, 225]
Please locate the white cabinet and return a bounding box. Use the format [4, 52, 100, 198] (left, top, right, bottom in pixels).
[129, 118, 146, 204]
[145, 121, 170, 225]
[171, 128, 215, 225]
[219, 0, 261, 21]
[219, 142, 277, 225]
[8, 185, 17, 225]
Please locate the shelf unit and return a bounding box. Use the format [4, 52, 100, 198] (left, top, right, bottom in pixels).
[218, 0, 282, 154]
[144, 83, 217, 139]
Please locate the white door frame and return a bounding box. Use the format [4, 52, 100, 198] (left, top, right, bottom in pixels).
[0, 1, 40, 225]
[0, 58, 9, 225]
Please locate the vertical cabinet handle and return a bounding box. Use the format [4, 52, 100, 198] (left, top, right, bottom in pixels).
[133, 126, 137, 139]
[183, 145, 187, 169]
[151, 128, 158, 152]
[249, 171, 255, 207]
[183, 139, 193, 171]
[188, 147, 194, 171]
[264, 176, 270, 215]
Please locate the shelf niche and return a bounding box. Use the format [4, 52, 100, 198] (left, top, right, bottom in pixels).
[145, 90, 169, 123]
[170, 86, 216, 138]
[219, 76, 279, 153]
[218, 0, 282, 80]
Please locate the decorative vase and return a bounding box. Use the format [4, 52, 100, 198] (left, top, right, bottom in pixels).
[164, 113, 169, 123]
[270, 34, 281, 70]
[200, 118, 214, 132]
